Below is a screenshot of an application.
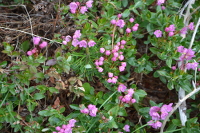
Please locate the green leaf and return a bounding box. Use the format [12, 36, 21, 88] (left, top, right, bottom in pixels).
[49, 87, 59, 94]
[38, 109, 56, 116]
[85, 64, 92, 69]
[122, 0, 128, 7]
[108, 105, 119, 117]
[70, 104, 80, 110]
[122, 9, 130, 18]
[167, 81, 174, 90]
[118, 107, 127, 116]
[20, 40, 30, 52]
[33, 93, 45, 100]
[146, 0, 155, 5]
[34, 72, 44, 79]
[83, 82, 94, 95]
[0, 61, 7, 67]
[146, 23, 154, 35]
[134, 89, 147, 101]
[166, 58, 172, 68]
[157, 70, 170, 78]
[172, 119, 181, 126]
[108, 116, 118, 128]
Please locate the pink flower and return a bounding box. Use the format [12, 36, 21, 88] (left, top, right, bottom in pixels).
[88, 40, 96, 47]
[154, 30, 162, 38]
[39, 41, 48, 49]
[117, 13, 122, 18]
[56, 126, 61, 131]
[98, 67, 103, 72]
[116, 19, 125, 28]
[126, 28, 131, 33]
[121, 40, 126, 45]
[94, 60, 99, 66]
[119, 66, 125, 71]
[110, 19, 116, 25]
[118, 84, 127, 92]
[118, 55, 124, 61]
[161, 6, 166, 10]
[113, 45, 120, 51]
[171, 66, 176, 70]
[69, 2, 78, 14]
[111, 77, 117, 84]
[33, 36, 41, 45]
[168, 25, 176, 32]
[177, 46, 184, 53]
[111, 57, 117, 61]
[73, 30, 81, 39]
[161, 112, 168, 120]
[88, 104, 98, 117]
[123, 125, 130, 132]
[157, 0, 165, 5]
[168, 32, 174, 36]
[131, 99, 136, 103]
[65, 35, 72, 42]
[165, 27, 169, 32]
[132, 24, 139, 31]
[98, 60, 103, 65]
[86, 0, 93, 8]
[31, 48, 37, 54]
[80, 6, 88, 14]
[27, 51, 33, 56]
[124, 95, 132, 103]
[186, 62, 199, 70]
[80, 108, 89, 114]
[129, 18, 134, 23]
[113, 52, 119, 57]
[161, 103, 173, 113]
[120, 45, 124, 49]
[148, 120, 162, 129]
[100, 48, 105, 53]
[62, 41, 67, 45]
[149, 106, 161, 120]
[180, 27, 188, 35]
[188, 22, 194, 30]
[69, 119, 76, 127]
[108, 72, 113, 78]
[99, 57, 104, 61]
[121, 62, 126, 67]
[107, 78, 112, 83]
[179, 48, 195, 61]
[72, 39, 79, 47]
[127, 88, 134, 96]
[105, 50, 111, 55]
[78, 40, 87, 48]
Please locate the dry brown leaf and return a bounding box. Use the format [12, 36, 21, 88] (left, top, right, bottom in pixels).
[52, 97, 60, 109]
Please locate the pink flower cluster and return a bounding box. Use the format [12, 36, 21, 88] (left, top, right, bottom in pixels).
[165, 24, 176, 36]
[177, 46, 198, 70]
[154, 22, 194, 38]
[148, 103, 173, 129]
[62, 30, 96, 48]
[157, 0, 165, 6]
[123, 124, 130, 132]
[53, 119, 76, 133]
[95, 40, 127, 75]
[69, 0, 93, 14]
[110, 14, 126, 28]
[80, 104, 98, 117]
[180, 22, 195, 35]
[125, 22, 140, 33]
[118, 87, 136, 104]
[27, 37, 48, 56]
[107, 73, 118, 84]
